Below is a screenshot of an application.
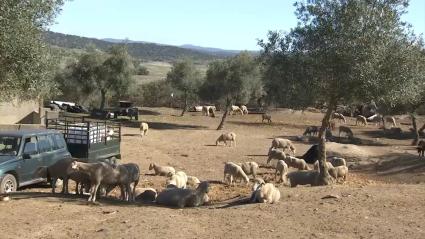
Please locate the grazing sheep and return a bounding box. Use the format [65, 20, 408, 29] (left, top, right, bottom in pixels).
[187, 176, 201, 187]
[250, 178, 281, 204]
[240, 161, 259, 178]
[230, 105, 244, 115]
[286, 156, 310, 170]
[303, 126, 319, 136]
[313, 161, 334, 171]
[262, 113, 272, 123]
[241, 105, 249, 115]
[202, 106, 216, 117]
[275, 160, 289, 183]
[216, 132, 237, 147]
[332, 113, 346, 124]
[286, 170, 320, 187]
[417, 140, 425, 157]
[328, 156, 347, 167]
[356, 115, 367, 126]
[156, 181, 210, 208]
[208, 107, 216, 117]
[339, 126, 353, 138]
[328, 165, 348, 182]
[140, 122, 149, 137]
[135, 188, 157, 202]
[267, 148, 286, 165]
[223, 162, 249, 185]
[149, 163, 175, 176]
[385, 116, 397, 127]
[166, 171, 188, 189]
[269, 138, 296, 155]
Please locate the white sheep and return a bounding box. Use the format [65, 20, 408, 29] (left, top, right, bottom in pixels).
[229, 105, 244, 115]
[240, 161, 259, 178]
[149, 163, 175, 176]
[267, 148, 287, 165]
[328, 156, 347, 167]
[223, 162, 249, 185]
[275, 160, 289, 183]
[313, 161, 334, 171]
[385, 116, 397, 127]
[187, 176, 201, 187]
[269, 138, 296, 155]
[140, 122, 149, 137]
[216, 132, 237, 147]
[166, 171, 188, 189]
[286, 156, 310, 170]
[240, 105, 249, 115]
[356, 115, 367, 126]
[250, 178, 281, 204]
[286, 170, 320, 187]
[332, 112, 346, 124]
[328, 165, 348, 182]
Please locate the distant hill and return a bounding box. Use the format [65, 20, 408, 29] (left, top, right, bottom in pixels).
[43, 31, 225, 62]
[180, 44, 242, 57]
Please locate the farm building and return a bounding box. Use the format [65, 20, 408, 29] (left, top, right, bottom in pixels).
[0, 98, 43, 125]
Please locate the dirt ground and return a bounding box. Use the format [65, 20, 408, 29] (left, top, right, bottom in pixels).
[2, 108, 425, 239]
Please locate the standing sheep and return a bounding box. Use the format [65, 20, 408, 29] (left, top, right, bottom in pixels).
[250, 178, 281, 204]
[332, 113, 346, 124]
[339, 126, 353, 138]
[385, 116, 397, 127]
[240, 105, 249, 115]
[328, 156, 347, 167]
[262, 113, 272, 123]
[417, 140, 425, 157]
[328, 165, 348, 182]
[275, 160, 289, 183]
[286, 156, 310, 170]
[356, 115, 367, 126]
[140, 122, 149, 137]
[149, 163, 176, 176]
[223, 162, 249, 185]
[229, 105, 244, 115]
[269, 138, 296, 155]
[313, 161, 334, 171]
[240, 161, 259, 179]
[216, 132, 237, 147]
[303, 126, 319, 136]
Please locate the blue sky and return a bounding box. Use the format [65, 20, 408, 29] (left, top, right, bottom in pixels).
[50, 0, 425, 51]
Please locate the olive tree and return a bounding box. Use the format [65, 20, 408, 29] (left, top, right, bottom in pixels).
[199, 52, 261, 130]
[259, 0, 422, 185]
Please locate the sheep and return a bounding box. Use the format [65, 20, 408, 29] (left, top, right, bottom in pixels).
[313, 161, 334, 171]
[269, 138, 296, 155]
[262, 113, 272, 123]
[332, 113, 346, 124]
[71, 161, 133, 202]
[68, 171, 91, 195]
[240, 161, 259, 179]
[417, 140, 425, 157]
[385, 116, 397, 127]
[187, 176, 201, 187]
[286, 156, 310, 170]
[339, 125, 353, 138]
[267, 148, 286, 165]
[208, 107, 216, 117]
[156, 181, 210, 208]
[356, 115, 367, 126]
[286, 170, 320, 187]
[303, 126, 319, 136]
[240, 105, 249, 115]
[275, 160, 289, 183]
[149, 163, 175, 176]
[229, 105, 244, 115]
[166, 171, 188, 189]
[119, 163, 140, 201]
[140, 122, 149, 137]
[223, 162, 249, 185]
[202, 106, 216, 117]
[250, 178, 281, 204]
[216, 132, 236, 147]
[328, 156, 347, 167]
[328, 165, 348, 182]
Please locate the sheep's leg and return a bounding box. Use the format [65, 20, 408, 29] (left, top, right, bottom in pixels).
[132, 180, 138, 202]
[92, 184, 100, 202]
[51, 178, 57, 194]
[88, 184, 96, 201]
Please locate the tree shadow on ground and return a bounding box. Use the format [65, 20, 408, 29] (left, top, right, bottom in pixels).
[122, 133, 140, 137]
[138, 109, 162, 116]
[227, 121, 306, 130]
[274, 135, 386, 147]
[148, 122, 207, 130]
[362, 129, 414, 140]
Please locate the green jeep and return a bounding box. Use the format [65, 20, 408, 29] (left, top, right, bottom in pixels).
[0, 130, 72, 193]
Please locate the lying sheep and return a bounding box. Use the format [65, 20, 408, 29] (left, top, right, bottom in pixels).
[240, 161, 259, 179]
[269, 138, 296, 155]
[156, 181, 210, 208]
[241, 105, 249, 115]
[286, 170, 320, 187]
[385, 116, 397, 127]
[356, 115, 367, 126]
[332, 113, 346, 124]
[275, 160, 289, 183]
[417, 140, 425, 157]
[250, 178, 280, 204]
[216, 132, 236, 147]
[303, 126, 319, 136]
[149, 163, 175, 176]
[262, 113, 272, 123]
[328, 156, 347, 167]
[166, 171, 188, 189]
[140, 122, 149, 137]
[223, 162, 249, 185]
[339, 126, 353, 138]
[187, 176, 201, 187]
[328, 165, 348, 182]
[135, 188, 157, 202]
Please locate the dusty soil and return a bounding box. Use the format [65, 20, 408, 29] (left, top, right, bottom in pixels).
[1, 108, 425, 239]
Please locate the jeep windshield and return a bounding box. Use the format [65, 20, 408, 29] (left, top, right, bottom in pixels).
[0, 136, 21, 156]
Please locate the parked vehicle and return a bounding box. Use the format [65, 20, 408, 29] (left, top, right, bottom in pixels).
[0, 129, 72, 193]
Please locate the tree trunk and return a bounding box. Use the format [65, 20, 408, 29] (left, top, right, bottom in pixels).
[100, 89, 107, 110]
[180, 93, 188, 116]
[411, 113, 419, 145]
[217, 99, 231, 130]
[316, 98, 336, 186]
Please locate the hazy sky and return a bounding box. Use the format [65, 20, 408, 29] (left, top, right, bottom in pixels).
[50, 0, 425, 50]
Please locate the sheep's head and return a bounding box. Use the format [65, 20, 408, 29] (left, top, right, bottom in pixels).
[71, 161, 79, 170]
[252, 178, 265, 191]
[148, 163, 154, 170]
[197, 181, 209, 194]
